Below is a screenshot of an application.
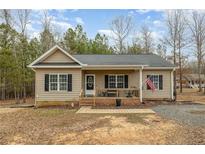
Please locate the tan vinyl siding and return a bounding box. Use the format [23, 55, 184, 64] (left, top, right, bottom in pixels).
[43, 49, 75, 63]
[35, 68, 81, 101]
[142, 70, 172, 99]
[82, 70, 139, 90]
[34, 68, 172, 103]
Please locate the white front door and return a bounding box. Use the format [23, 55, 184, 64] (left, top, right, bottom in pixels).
[85, 74, 95, 96]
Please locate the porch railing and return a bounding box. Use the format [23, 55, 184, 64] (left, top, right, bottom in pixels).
[80, 88, 139, 98]
[95, 88, 139, 98]
[79, 88, 139, 106]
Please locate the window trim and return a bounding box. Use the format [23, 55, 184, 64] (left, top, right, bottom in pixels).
[48, 73, 68, 92]
[108, 74, 125, 89]
[146, 74, 162, 90]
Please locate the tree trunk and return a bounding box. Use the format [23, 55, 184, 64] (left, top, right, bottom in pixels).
[179, 60, 183, 93]
[179, 42, 182, 93]
[16, 91, 20, 104]
[1, 78, 6, 100]
[23, 82, 26, 103]
[198, 60, 202, 92]
[173, 44, 177, 101]
[14, 87, 16, 101]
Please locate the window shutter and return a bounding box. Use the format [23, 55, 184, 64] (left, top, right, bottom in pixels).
[159, 75, 163, 90]
[67, 74, 72, 91]
[124, 75, 128, 88]
[147, 75, 151, 90]
[105, 75, 108, 88]
[45, 74, 49, 91]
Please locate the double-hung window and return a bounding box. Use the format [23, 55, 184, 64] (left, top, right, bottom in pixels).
[117, 75, 124, 88]
[108, 75, 125, 88]
[49, 74, 68, 91]
[50, 74, 58, 91]
[108, 75, 117, 88]
[147, 75, 163, 90]
[59, 74, 68, 91]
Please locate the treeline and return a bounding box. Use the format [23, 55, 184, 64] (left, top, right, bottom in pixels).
[0, 10, 116, 102]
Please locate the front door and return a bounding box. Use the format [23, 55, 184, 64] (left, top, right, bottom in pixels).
[85, 74, 95, 96]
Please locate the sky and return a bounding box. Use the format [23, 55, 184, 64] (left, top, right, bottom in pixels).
[27, 9, 166, 41]
[1, 9, 195, 59]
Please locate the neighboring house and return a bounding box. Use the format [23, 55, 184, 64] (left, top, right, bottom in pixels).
[28, 45, 176, 107]
[182, 74, 205, 88]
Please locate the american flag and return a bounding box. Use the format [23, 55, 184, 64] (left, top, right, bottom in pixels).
[145, 77, 156, 92]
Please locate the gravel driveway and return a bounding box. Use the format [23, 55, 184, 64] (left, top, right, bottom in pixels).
[153, 104, 205, 127]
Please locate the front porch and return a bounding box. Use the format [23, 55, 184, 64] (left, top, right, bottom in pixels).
[79, 69, 143, 106]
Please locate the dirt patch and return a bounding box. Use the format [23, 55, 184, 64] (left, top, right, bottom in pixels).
[177, 88, 205, 104]
[0, 98, 34, 107]
[0, 108, 24, 114]
[0, 108, 204, 144]
[189, 110, 205, 115]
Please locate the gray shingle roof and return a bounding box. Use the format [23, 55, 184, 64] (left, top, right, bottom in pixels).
[73, 54, 175, 67]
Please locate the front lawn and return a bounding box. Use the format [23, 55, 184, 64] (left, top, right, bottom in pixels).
[0, 108, 204, 144]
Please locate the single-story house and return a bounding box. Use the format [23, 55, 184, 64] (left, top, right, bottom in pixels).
[28, 45, 176, 107]
[182, 74, 205, 88]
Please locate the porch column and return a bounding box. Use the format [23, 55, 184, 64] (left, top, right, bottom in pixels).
[139, 67, 143, 103]
[171, 69, 174, 100]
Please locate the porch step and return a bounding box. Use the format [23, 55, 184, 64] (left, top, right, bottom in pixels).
[79, 98, 95, 106]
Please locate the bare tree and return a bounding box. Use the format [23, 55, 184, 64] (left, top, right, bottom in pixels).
[189, 11, 205, 92]
[156, 43, 167, 58]
[202, 57, 205, 94]
[40, 10, 55, 52]
[0, 9, 13, 26]
[110, 16, 134, 54]
[41, 10, 52, 32]
[16, 10, 31, 36]
[176, 10, 188, 93]
[164, 10, 187, 100]
[140, 25, 154, 53]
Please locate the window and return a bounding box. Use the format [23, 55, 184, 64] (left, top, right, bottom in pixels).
[108, 75, 116, 88]
[59, 74, 68, 91]
[117, 75, 124, 88]
[147, 75, 163, 90]
[152, 75, 159, 89]
[108, 75, 126, 88]
[49, 74, 68, 91]
[50, 74, 58, 91]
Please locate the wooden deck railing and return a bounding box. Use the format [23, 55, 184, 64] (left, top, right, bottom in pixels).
[79, 88, 139, 106]
[95, 88, 139, 98]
